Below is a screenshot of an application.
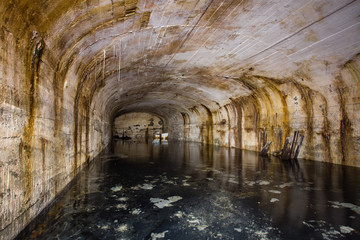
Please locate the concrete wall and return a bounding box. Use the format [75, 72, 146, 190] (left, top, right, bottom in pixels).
[113, 113, 163, 141]
[0, 8, 111, 240]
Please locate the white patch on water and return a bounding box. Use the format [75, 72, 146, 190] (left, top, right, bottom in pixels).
[151, 230, 169, 239]
[165, 180, 177, 185]
[118, 197, 128, 202]
[168, 196, 183, 202]
[245, 181, 256, 186]
[183, 183, 191, 186]
[141, 184, 154, 190]
[340, 226, 354, 234]
[329, 201, 360, 215]
[278, 182, 293, 188]
[115, 224, 128, 232]
[98, 224, 110, 230]
[116, 204, 127, 210]
[131, 208, 142, 215]
[258, 180, 270, 185]
[234, 228, 242, 232]
[303, 220, 345, 240]
[188, 219, 201, 224]
[270, 198, 279, 203]
[268, 190, 281, 194]
[206, 178, 214, 181]
[228, 179, 239, 184]
[130, 185, 141, 190]
[197, 225, 208, 231]
[321, 230, 342, 240]
[255, 230, 269, 240]
[174, 211, 184, 218]
[111, 185, 123, 192]
[150, 196, 182, 208]
[185, 176, 192, 179]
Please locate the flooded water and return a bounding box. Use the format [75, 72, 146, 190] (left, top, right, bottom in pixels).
[16, 141, 360, 240]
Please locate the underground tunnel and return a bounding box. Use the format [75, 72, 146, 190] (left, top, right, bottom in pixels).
[1, 0, 360, 239]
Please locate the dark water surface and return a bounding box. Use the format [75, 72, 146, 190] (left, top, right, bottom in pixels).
[16, 141, 360, 240]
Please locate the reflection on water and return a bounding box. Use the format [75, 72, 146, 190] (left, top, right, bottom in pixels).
[16, 141, 360, 240]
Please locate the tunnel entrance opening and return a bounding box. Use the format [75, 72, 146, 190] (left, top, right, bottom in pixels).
[112, 112, 164, 143]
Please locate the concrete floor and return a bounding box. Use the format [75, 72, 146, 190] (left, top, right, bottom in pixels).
[16, 140, 360, 240]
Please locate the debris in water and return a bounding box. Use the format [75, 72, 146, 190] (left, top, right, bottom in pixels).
[98, 224, 110, 230]
[151, 230, 169, 239]
[268, 190, 281, 194]
[245, 181, 256, 186]
[234, 228, 242, 232]
[270, 198, 279, 203]
[150, 196, 182, 208]
[131, 209, 142, 215]
[174, 211, 184, 218]
[340, 226, 354, 234]
[329, 201, 360, 215]
[115, 224, 128, 232]
[229, 178, 239, 184]
[258, 180, 270, 185]
[118, 197, 128, 202]
[197, 225, 208, 231]
[116, 204, 127, 210]
[141, 184, 154, 190]
[278, 182, 293, 188]
[111, 185, 123, 192]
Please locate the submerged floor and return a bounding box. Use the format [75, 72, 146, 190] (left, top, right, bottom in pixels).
[16, 141, 360, 239]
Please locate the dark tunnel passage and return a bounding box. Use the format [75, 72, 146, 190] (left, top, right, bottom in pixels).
[1, 0, 360, 239]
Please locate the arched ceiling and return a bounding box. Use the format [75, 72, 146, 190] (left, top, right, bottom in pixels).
[2, 0, 360, 119]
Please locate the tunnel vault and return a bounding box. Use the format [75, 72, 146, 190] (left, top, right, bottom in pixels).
[1, 0, 360, 239]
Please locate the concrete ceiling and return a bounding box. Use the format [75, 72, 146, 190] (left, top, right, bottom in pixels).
[2, 0, 360, 119]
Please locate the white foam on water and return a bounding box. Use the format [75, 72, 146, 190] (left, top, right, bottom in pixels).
[258, 180, 270, 185]
[329, 201, 360, 215]
[151, 230, 169, 239]
[115, 224, 128, 232]
[340, 226, 354, 234]
[150, 196, 182, 208]
[141, 184, 154, 190]
[269, 190, 281, 194]
[111, 185, 123, 192]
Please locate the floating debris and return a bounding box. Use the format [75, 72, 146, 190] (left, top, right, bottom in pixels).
[278, 182, 294, 188]
[228, 178, 239, 184]
[141, 184, 154, 190]
[245, 181, 256, 186]
[340, 226, 354, 234]
[329, 201, 360, 215]
[111, 185, 123, 192]
[98, 224, 110, 230]
[270, 198, 279, 203]
[150, 196, 182, 208]
[234, 228, 242, 232]
[115, 224, 128, 232]
[151, 230, 169, 239]
[268, 190, 281, 194]
[174, 211, 184, 218]
[197, 225, 208, 231]
[206, 178, 214, 181]
[116, 204, 127, 210]
[131, 208, 142, 215]
[258, 180, 270, 185]
[118, 197, 128, 202]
